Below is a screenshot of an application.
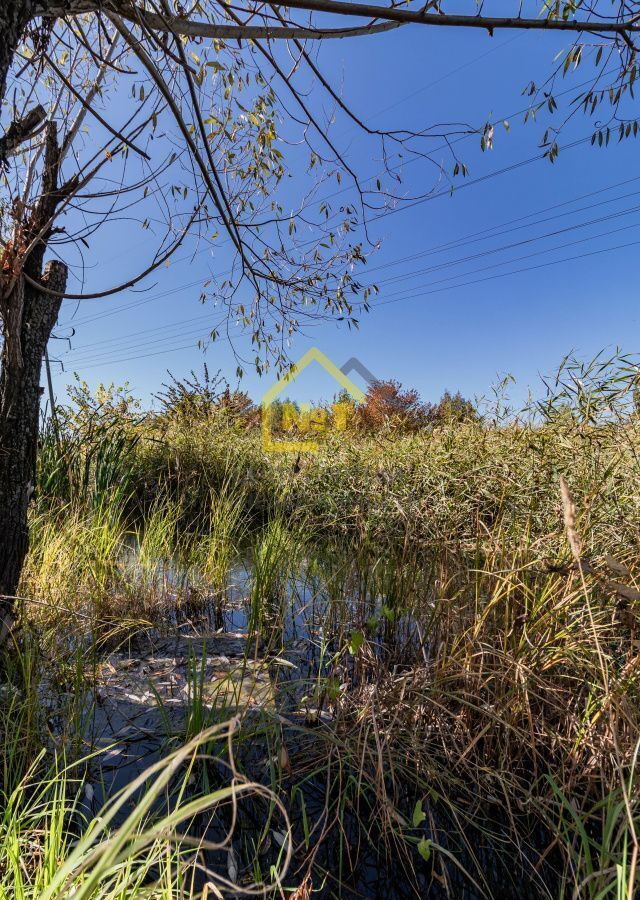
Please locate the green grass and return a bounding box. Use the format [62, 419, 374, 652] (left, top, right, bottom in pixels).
[0, 721, 291, 900]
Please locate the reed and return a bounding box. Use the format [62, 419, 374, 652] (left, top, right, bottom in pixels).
[6, 351, 640, 897]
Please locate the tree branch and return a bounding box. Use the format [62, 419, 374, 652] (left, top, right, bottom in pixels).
[252, 1, 640, 36]
[0, 104, 46, 166]
[39, 1, 401, 39]
[122, 3, 403, 40]
[21, 204, 201, 299]
[42, 48, 150, 159]
[36, 1, 640, 39]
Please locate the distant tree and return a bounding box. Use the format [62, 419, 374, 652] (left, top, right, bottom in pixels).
[355, 382, 479, 431]
[432, 390, 480, 425]
[272, 399, 324, 434]
[356, 380, 433, 432]
[264, 398, 286, 434]
[331, 389, 357, 431]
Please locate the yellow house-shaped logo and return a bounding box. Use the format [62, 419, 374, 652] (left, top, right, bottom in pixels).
[261, 347, 365, 452]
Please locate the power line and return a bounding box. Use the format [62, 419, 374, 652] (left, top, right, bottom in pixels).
[61, 311, 217, 355]
[62, 321, 220, 366]
[368, 197, 640, 290]
[374, 232, 640, 309]
[62, 138, 620, 342]
[59, 225, 639, 373]
[59, 277, 207, 328]
[361, 175, 640, 279]
[57, 311, 229, 372]
[67, 341, 214, 371]
[60, 220, 640, 369]
[59, 177, 640, 362]
[62, 65, 615, 328]
[361, 34, 523, 126]
[60, 55, 620, 347]
[56, 71, 629, 369]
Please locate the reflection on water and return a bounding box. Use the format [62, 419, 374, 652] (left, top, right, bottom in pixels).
[59, 542, 559, 899]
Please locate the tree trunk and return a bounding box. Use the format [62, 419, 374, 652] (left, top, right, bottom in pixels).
[0, 2, 35, 108]
[0, 263, 65, 640]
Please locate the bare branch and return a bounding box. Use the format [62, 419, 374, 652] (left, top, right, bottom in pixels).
[36, 1, 640, 39]
[21, 204, 201, 299]
[61, 29, 121, 158]
[43, 48, 150, 159]
[0, 104, 47, 166]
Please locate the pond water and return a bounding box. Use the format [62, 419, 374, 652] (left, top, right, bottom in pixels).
[52, 546, 560, 899]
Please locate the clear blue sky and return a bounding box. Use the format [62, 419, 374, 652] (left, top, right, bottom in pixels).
[50, 17, 640, 412]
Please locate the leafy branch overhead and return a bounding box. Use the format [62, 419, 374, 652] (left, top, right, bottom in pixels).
[2, 2, 640, 374]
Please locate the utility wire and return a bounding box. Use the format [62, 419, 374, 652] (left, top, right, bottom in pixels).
[375, 232, 640, 309]
[61, 223, 640, 370]
[61, 161, 637, 341]
[61, 66, 616, 322]
[60, 184, 640, 362]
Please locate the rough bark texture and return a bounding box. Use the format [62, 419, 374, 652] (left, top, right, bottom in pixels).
[0, 1, 36, 109]
[0, 2, 40, 642]
[0, 266, 65, 617]
[0, 102, 66, 641]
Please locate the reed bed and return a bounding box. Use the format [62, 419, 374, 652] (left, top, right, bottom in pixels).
[3, 354, 640, 897]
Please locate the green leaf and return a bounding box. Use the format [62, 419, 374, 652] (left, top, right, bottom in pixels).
[412, 799, 426, 828]
[417, 838, 432, 862]
[349, 630, 364, 654]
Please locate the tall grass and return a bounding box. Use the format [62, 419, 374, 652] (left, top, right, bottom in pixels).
[190, 481, 248, 623]
[21, 499, 128, 623]
[249, 516, 301, 639]
[131, 492, 182, 606]
[10, 351, 640, 897]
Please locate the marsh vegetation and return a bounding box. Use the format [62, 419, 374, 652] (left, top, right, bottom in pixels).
[2, 354, 640, 898]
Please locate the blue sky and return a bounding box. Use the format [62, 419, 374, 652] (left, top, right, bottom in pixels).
[49, 16, 640, 412]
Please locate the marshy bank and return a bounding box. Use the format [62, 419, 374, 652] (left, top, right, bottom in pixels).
[2, 356, 640, 898]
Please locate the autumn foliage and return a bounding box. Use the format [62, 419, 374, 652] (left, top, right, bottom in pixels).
[355, 380, 478, 432]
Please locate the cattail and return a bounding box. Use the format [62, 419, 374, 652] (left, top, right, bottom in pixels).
[559, 476, 582, 562]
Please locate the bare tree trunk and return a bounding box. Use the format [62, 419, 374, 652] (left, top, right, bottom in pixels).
[0, 1, 39, 643]
[0, 97, 66, 640]
[0, 2, 35, 107]
[0, 264, 65, 639]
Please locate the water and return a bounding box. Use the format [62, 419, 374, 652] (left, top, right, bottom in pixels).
[51, 546, 561, 898]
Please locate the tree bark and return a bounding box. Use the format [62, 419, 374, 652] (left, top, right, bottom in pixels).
[0, 264, 65, 639]
[0, 2, 36, 110]
[0, 108, 66, 641]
